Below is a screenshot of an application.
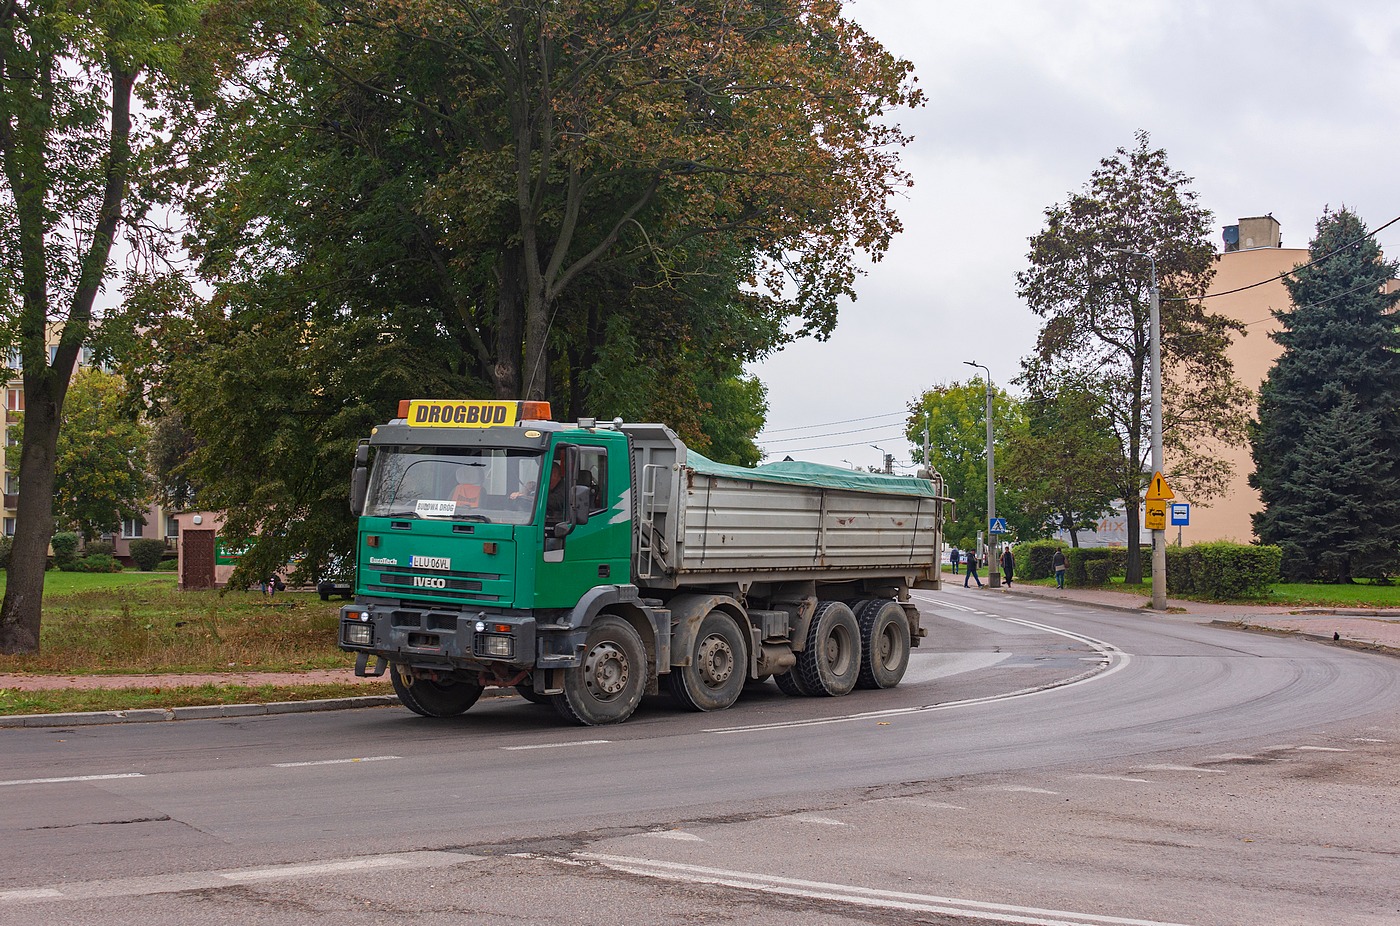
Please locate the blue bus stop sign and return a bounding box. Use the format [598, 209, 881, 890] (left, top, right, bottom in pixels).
[1170, 503, 1190, 526]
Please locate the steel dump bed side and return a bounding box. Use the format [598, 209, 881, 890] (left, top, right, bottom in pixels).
[624, 424, 946, 588]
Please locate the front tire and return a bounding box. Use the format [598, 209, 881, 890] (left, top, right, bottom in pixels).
[554, 616, 647, 726]
[795, 601, 861, 697]
[668, 610, 748, 712]
[853, 599, 911, 690]
[391, 668, 482, 717]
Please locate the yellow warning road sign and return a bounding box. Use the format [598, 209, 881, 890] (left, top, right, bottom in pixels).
[1145, 499, 1168, 531]
[1146, 471, 1175, 501]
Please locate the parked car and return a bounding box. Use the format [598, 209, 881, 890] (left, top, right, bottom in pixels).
[316, 555, 355, 601]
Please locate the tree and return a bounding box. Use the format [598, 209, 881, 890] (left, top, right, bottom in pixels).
[1016, 131, 1251, 583]
[1000, 378, 1119, 547]
[1251, 208, 1400, 582]
[905, 379, 1029, 549]
[9, 369, 151, 541]
[0, 0, 201, 653]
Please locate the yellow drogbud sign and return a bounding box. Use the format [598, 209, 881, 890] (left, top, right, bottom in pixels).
[405, 400, 519, 428]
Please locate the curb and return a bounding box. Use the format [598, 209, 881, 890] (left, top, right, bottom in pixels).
[0, 687, 520, 729]
[991, 586, 1150, 616]
[1209, 619, 1400, 658]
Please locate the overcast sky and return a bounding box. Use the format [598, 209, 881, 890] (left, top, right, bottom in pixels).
[749, 0, 1400, 470]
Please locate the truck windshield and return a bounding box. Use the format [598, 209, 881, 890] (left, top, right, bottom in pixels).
[363, 447, 544, 525]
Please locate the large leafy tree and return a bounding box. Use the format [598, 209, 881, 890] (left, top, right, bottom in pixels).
[1251, 208, 1400, 582]
[0, 0, 202, 653]
[1016, 131, 1250, 582]
[9, 369, 151, 541]
[1001, 376, 1119, 547]
[905, 380, 1029, 549]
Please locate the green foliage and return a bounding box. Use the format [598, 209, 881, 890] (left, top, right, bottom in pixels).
[50, 532, 80, 570]
[1085, 559, 1113, 586]
[1017, 131, 1251, 581]
[1251, 208, 1400, 582]
[1106, 548, 1151, 580]
[1014, 539, 1070, 581]
[84, 541, 115, 557]
[72, 554, 123, 574]
[128, 538, 167, 571]
[0, 536, 10, 569]
[1066, 548, 1113, 587]
[906, 379, 1028, 548]
[1165, 543, 1282, 600]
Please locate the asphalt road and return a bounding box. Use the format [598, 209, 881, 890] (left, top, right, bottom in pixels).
[2, 587, 1398, 926]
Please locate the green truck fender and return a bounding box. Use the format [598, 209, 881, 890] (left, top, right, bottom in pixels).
[535, 584, 671, 676]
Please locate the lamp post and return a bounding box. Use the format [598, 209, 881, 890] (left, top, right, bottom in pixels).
[963, 360, 999, 588]
[870, 445, 893, 474]
[1109, 248, 1166, 610]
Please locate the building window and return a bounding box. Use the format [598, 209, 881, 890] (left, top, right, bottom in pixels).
[121, 518, 145, 538]
[4, 473, 17, 495]
[3, 517, 14, 537]
[6, 389, 22, 412]
[5, 350, 18, 370]
[164, 516, 179, 538]
[48, 345, 59, 366]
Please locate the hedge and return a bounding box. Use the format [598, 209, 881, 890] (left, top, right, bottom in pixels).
[1066, 548, 1113, 587]
[1164, 542, 1281, 600]
[1085, 559, 1113, 586]
[1014, 540, 1070, 580]
[1105, 548, 1152, 580]
[51, 531, 80, 569]
[128, 538, 167, 571]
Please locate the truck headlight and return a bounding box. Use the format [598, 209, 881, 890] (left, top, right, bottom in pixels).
[343, 622, 373, 647]
[480, 634, 513, 658]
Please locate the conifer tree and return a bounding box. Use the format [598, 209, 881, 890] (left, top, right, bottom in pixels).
[1250, 208, 1400, 582]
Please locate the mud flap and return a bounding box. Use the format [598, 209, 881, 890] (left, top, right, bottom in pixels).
[355, 652, 389, 677]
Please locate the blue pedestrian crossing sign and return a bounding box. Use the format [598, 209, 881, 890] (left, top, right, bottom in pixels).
[988, 517, 1009, 534]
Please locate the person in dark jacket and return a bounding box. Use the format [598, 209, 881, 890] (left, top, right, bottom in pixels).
[1052, 549, 1067, 589]
[950, 547, 961, 574]
[964, 546, 982, 588]
[1000, 546, 1015, 587]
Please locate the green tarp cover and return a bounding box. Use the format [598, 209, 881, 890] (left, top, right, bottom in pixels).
[685, 452, 940, 499]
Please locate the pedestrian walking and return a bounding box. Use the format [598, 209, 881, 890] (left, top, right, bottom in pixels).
[1052, 548, 1067, 589]
[950, 547, 961, 575]
[1000, 546, 1014, 587]
[964, 546, 982, 588]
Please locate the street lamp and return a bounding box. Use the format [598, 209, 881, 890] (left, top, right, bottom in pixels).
[869, 444, 893, 474]
[963, 360, 1000, 588]
[1108, 248, 1166, 610]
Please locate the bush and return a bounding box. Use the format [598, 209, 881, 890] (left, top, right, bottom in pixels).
[1015, 540, 1070, 580]
[1186, 542, 1282, 600]
[129, 538, 167, 571]
[1085, 559, 1113, 586]
[84, 540, 115, 556]
[72, 553, 123, 573]
[154, 557, 178, 571]
[50, 531, 80, 569]
[1105, 548, 1152, 580]
[1166, 546, 1196, 595]
[1066, 548, 1113, 587]
[0, 535, 10, 569]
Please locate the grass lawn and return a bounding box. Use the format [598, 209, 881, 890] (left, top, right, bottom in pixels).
[0, 681, 392, 717]
[1017, 573, 1400, 608]
[0, 570, 353, 676]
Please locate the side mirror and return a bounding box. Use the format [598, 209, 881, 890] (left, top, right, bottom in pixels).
[349, 440, 370, 516]
[570, 485, 592, 526]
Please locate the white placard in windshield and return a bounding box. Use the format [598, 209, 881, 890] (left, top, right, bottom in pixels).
[415, 499, 457, 519]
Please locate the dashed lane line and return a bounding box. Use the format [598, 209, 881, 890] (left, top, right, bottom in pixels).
[500, 739, 611, 751]
[0, 773, 144, 787]
[272, 755, 401, 768]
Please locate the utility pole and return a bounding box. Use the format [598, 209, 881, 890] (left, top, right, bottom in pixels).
[963, 361, 999, 588]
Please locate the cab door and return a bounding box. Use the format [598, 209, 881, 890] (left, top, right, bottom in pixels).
[531, 439, 631, 608]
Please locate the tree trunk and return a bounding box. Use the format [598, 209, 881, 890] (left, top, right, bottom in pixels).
[0, 381, 61, 654]
[493, 249, 523, 397]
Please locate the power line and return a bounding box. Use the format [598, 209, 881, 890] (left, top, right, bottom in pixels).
[762, 421, 909, 445]
[1237, 275, 1394, 328]
[767, 432, 910, 454]
[757, 410, 906, 436]
[1164, 213, 1400, 302]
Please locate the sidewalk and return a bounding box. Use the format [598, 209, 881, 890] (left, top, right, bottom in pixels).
[977, 580, 1400, 654]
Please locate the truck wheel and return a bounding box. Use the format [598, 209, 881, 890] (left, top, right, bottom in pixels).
[773, 670, 809, 696]
[853, 599, 911, 690]
[391, 668, 482, 717]
[554, 616, 646, 726]
[668, 610, 747, 712]
[795, 601, 861, 697]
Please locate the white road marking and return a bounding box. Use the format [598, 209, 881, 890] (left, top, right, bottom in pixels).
[0, 851, 478, 904]
[645, 831, 703, 841]
[1134, 765, 1225, 774]
[792, 815, 846, 825]
[1072, 774, 1153, 784]
[1296, 746, 1349, 752]
[708, 614, 1128, 735]
[1354, 737, 1386, 743]
[574, 853, 1198, 926]
[0, 773, 144, 787]
[500, 739, 610, 751]
[272, 755, 400, 768]
[985, 786, 1059, 795]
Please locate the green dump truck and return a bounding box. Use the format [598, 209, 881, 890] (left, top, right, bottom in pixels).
[340, 399, 948, 725]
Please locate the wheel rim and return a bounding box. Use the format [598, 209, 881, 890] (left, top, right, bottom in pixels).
[877, 623, 898, 669]
[584, 640, 630, 701]
[825, 624, 853, 675]
[696, 634, 735, 689]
